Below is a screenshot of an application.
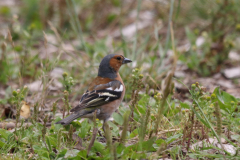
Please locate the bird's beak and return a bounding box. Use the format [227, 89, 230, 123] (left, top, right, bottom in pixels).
[122, 57, 132, 64]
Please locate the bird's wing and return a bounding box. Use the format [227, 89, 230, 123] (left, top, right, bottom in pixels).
[70, 80, 123, 113]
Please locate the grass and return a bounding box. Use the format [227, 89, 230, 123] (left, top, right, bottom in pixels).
[0, 0, 240, 159]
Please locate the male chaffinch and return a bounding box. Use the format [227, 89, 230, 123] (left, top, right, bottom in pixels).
[56, 54, 132, 126]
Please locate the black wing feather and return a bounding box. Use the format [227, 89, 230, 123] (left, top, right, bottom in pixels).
[70, 81, 123, 113]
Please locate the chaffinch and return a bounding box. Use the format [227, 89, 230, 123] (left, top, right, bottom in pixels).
[56, 54, 132, 126]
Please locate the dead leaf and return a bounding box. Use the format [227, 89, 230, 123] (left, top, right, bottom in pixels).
[20, 101, 31, 119]
[72, 134, 84, 150]
[191, 137, 237, 155]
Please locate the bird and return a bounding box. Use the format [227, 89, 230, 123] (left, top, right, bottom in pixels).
[56, 54, 132, 127]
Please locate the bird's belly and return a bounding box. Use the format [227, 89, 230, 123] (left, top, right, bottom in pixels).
[97, 98, 122, 120]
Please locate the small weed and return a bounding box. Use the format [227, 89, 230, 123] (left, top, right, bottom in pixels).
[10, 86, 28, 129]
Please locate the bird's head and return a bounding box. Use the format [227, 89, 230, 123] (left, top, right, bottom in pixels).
[98, 54, 132, 78]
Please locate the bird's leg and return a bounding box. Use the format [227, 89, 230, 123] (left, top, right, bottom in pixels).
[103, 121, 113, 147]
[102, 119, 111, 134]
[96, 120, 107, 143]
[99, 120, 107, 138]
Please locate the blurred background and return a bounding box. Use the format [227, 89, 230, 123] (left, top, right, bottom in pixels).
[0, 0, 240, 105]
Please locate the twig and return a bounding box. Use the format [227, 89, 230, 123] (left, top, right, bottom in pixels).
[104, 122, 113, 158]
[157, 128, 181, 136]
[87, 111, 98, 155]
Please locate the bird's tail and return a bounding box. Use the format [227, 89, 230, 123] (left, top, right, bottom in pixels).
[55, 113, 83, 125]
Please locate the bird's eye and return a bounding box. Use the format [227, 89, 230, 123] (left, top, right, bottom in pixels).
[116, 57, 121, 60]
